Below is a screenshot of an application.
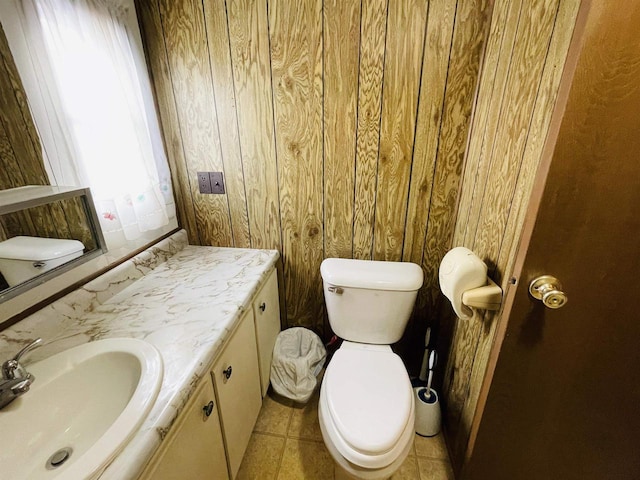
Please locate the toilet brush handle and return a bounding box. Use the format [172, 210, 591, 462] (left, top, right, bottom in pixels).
[419, 327, 431, 382]
[419, 349, 429, 382]
[426, 370, 433, 397]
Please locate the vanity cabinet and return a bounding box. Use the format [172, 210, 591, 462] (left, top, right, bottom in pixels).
[138, 267, 280, 480]
[252, 268, 281, 397]
[211, 308, 262, 478]
[138, 376, 228, 480]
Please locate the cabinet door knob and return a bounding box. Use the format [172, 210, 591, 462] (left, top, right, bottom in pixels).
[259, 302, 266, 312]
[223, 366, 233, 381]
[203, 400, 214, 417]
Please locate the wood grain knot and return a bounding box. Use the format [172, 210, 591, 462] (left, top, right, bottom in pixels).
[308, 226, 319, 237]
[288, 142, 300, 156]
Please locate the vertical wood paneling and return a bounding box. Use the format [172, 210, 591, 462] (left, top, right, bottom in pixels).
[136, 0, 200, 244]
[269, 0, 324, 329]
[443, 0, 523, 429]
[453, 0, 522, 247]
[140, 0, 493, 339]
[419, 0, 492, 313]
[203, 0, 251, 248]
[159, 0, 233, 246]
[473, 0, 560, 264]
[352, 0, 387, 260]
[458, 0, 582, 469]
[226, 0, 281, 251]
[402, 0, 457, 266]
[496, 0, 581, 281]
[442, 0, 582, 471]
[137, 0, 506, 432]
[448, 0, 561, 430]
[372, 0, 428, 261]
[323, 0, 360, 259]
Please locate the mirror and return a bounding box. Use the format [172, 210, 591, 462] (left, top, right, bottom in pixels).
[0, 186, 106, 302]
[0, 1, 179, 321]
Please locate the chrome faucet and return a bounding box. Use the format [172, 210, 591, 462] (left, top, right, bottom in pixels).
[0, 338, 42, 409]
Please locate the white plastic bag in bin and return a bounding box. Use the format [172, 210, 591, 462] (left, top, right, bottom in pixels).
[270, 327, 326, 403]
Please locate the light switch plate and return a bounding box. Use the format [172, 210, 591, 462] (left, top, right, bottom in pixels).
[210, 172, 225, 194]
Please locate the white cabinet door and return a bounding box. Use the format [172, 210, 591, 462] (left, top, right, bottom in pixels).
[252, 268, 281, 397]
[212, 310, 262, 479]
[139, 376, 228, 480]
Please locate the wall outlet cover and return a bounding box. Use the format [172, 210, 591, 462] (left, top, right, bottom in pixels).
[197, 172, 212, 194]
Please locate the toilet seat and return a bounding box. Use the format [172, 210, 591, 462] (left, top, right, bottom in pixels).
[320, 342, 414, 469]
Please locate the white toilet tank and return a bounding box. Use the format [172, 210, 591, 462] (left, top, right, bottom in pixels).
[0, 236, 85, 287]
[320, 258, 423, 344]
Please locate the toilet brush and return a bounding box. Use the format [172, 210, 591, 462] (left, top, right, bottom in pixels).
[414, 349, 441, 436]
[418, 327, 431, 382]
[425, 350, 437, 398]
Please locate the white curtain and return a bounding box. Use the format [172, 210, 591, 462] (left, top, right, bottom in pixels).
[15, 0, 174, 249]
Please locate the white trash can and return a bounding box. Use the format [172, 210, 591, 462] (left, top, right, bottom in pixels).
[270, 327, 326, 403]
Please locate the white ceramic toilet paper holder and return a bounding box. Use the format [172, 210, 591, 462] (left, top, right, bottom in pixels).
[439, 247, 503, 320]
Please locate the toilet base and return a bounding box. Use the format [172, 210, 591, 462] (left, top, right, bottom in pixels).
[319, 405, 413, 480]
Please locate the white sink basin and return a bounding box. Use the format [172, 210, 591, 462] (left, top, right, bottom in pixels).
[0, 338, 163, 480]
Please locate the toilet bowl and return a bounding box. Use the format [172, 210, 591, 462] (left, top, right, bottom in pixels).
[319, 258, 423, 480]
[0, 236, 85, 287]
[319, 342, 415, 479]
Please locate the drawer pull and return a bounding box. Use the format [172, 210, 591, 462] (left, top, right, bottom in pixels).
[203, 400, 214, 417]
[223, 366, 233, 381]
[259, 302, 266, 312]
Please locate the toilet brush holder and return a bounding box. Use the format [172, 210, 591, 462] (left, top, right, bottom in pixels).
[414, 386, 441, 437]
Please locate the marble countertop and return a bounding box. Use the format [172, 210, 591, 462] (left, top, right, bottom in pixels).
[0, 230, 280, 480]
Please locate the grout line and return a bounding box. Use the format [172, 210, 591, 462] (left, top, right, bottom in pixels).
[273, 435, 288, 480]
[252, 430, 287, 439]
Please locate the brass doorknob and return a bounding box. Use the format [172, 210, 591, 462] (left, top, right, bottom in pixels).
[529, 275, 568, 309]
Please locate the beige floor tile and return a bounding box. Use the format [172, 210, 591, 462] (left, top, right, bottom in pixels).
[391, 455, 420, 479]
[254, 391, 294, 436]
[407, 437, 416, 458]
[236, 433, 286, 480]
[288, 388, 323, 441]
[414, 433, 448, 460]
[417, 457, 455, 480]
[277, 438, 334, 480]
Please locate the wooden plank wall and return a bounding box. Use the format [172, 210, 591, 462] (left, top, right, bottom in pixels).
[0, 23, 94, 250]
[136, 0, 492, 339]
[442, 0, 582, 471]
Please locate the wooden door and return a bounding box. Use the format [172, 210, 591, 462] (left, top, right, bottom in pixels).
[465, 2, 640, 479]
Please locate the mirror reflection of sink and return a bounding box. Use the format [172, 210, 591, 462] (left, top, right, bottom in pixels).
[0, 338, 163, 480]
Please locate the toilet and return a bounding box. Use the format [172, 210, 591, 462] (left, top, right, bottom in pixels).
[318, 258, 423, 480]
[0, 235, 85, 287]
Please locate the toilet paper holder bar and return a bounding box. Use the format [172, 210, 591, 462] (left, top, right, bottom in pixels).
[461, 277, 502, 311]
[440, 247, 503, 320]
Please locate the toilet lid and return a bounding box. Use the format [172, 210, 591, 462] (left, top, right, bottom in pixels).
[324, 346, 412, 457]
[0, 236, 84, 261]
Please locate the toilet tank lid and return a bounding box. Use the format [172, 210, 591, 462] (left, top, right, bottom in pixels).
[321, 258, 423, 291]
[0, 236, 85, 261]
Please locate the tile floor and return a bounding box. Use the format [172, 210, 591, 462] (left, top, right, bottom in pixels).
[237, 387, 454, 480]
